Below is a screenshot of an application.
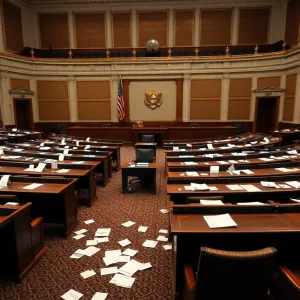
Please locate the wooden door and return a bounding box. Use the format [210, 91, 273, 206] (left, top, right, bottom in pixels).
[13, 98, 34, 130]
[254, 97, 279, 133]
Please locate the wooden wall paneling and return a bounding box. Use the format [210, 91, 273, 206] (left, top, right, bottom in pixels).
[191, 79, 222, 99]
[76, 81, 111, 121]
[174, 10, 194, 46]
[122, 79, 130, 122]
[39, 13, 69, 48]
[228, 99, 251, 120]
[75, 13, 106, 48]
[112, 12, 131, 48]
[200, 9, 232, 46]
[190, 100, 220, 120]
[238, 8, 270, 45]
[138, 11, 168, 47]
[1, 0, 23, 52]
[285, 0, 300, 46]
[257, 76, 281, 88]
[10, 78, 30, 90]
[37, 81, 69, 121]
[229, 78, 252, 97]
[282, 74, 297, 122]
[176, 78, 183, 121]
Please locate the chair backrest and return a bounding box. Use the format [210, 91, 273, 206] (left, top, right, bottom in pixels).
[136, 148, 154, 163]
[141, 135, 155, 143]
[195, 247, 277, 300]
[0, 194, 19, 204]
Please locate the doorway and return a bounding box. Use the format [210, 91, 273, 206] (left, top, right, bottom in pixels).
[13, 98, 34, 130]
[254, 97, 279, 133]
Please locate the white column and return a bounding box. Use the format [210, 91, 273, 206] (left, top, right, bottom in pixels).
[34, 12, 40, 48]
[68, 76, 78, 122]
[278, 74, 286, 122]
[21, 9, 30, 48]
[220, 74, 230, 121]
[0, 73, 13, 125]
[68, 11, 75, 49]
[231, 8, 239, 45]
[168, 9, 174, 47]
[182, 74, 191, 122]
[132, 10, 137, 48]
[106, 10, 112, 49]
[294, 71, 300, 123]
[269, 1, 288, 43]
[194, 8, 200, 46]
[29, 78, 39, 123]
[250, 77, 257, 121]
[0, 6, 5, 51]
[111, 76, 119, 122]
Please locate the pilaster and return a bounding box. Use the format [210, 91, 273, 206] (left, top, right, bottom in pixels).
[111, 76, 119, 122]
[278, 74, 286, 122]
[168, 9, 174, 47]
[294, 70, 300, 123]
[0, 4, 5, 51]
[68, 11, 75, 49]
[68, 76, 77, 122]
[250, 77, 257, 121]
[231, 8, 239, 45]
[182, 74, 191, 122]
[194, 8, 200, 47]
[269, 1, 288, 43]
[106, 10, 112, 49]
[132, 10, 137, 48]
[221, 73, 230, 121]
[0, 73, 13, 125]
[29, 78, 39, 123]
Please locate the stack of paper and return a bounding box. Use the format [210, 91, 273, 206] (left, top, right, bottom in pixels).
[186, 171, 199, 177]
[109, 274, 135, 288]
[226, 185, 244, 191]
[239, 185, 262, 192]
[203, 213, 237, 229]
[200, 200, 224, 205]
[118, 259, 142, 277]
[260, 181, 277, 188]
[190, 183, 210, 191]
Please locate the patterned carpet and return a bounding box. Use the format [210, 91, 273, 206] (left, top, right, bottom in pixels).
[0, 146, 172, 300]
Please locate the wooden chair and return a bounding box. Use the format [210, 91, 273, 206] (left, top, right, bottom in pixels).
[271, 265, 300, 300]
[184, 246, 277, 300]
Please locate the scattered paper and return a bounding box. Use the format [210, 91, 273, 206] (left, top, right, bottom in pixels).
[95, 237, 109, 243]
[118, 259, 142, 277]
[74, 229, 88, 235]
[286, 181, 300, 188]
[56, 169, 70, 173]
[70, 249, 86, 259]
[80, 269, 96, 279]
[121, 221, 136, 227]
[122, 248, 138, 257]
[109, 273, 135, 288]
[73, 234, 85, 240]
[290, 198, 300, 203]
[84, 219, 95, 225]
[84, 246, 100, 257]
[86, 240, 98, 246]
[138, 226, 148, 232]
[61, 289, 83, 300]
[203, 213, 237, 229]
[159, 229, 168, 234]
[139, 263, 152, 271]
[160, 209, 169, 214]
[103, 256, 119, 266]
[162, 245, 172, 251]
[91, 292, 108, 300]
[95, 228, 111, 237]
[143, 240, 158, 248]
[101, 267, 118, 276]
[157, 236, 168, 242]
[118, 239, 131, 247]
[117, 255, 131, 263]
[105, 250, 122, 257]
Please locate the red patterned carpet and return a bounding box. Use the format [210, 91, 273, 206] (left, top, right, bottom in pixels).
[0, 146, 172, 300]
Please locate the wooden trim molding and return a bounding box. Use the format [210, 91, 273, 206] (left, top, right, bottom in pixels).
[176, 78, 183, 122]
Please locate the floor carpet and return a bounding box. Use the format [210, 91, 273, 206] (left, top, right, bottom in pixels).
[0, 146, 173, 300]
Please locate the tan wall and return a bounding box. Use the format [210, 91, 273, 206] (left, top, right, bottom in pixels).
[285, 0, 300, 46]
[238, 8, 270, 45]
[10, 78, 30, 90]
[39, 13, 69, 48]
[174, 10, 194, 46]
[129, 81, 176, 121]
[112, 12, 131, 48]
[282, 74, 297, 121]
[200, 9, 232, 46]
[1, 0, 23, 52]
[75, 13, 106, 48]
[257, 76, 281, 88]
[228, 78, 252, 120]
[76, 81, 111, 120]
[37, 81, 70, 120]
[190, 79, 221, 120]
[138, 11, 168, 47]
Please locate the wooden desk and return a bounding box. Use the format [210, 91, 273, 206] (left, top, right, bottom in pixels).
[167, 181, 300, 204]
[0, 161, 97, 206]
[0, 176, 78, 237]
[272, 129, 300, 145]
[0, 202, 46, 281]
[121, 162, 157, 194]
[170, 212, 300, 299]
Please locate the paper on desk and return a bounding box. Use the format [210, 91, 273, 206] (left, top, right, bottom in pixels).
[61, 289, 83, 300]
[143, 240, 158, 248]
[237, 202, 267, 205]
[186, 144, 192, 147]
[101, 146, 108, 148]
[240, 169, 254, 174]
[203, 213, 237, 229]
[109, 273, 135, 288]
[80, 269, 96, 279]
[207, 144, 214, 149]
[56, 169, 70, 173]
[239, 185, 262, 192]
[183, 162, 198, 166]
[290, 198, 300, 203]
[228, 160, 238, 164]
[157, 236, 168, 242]
[217, 161, 228, 165]
[138, 226, 148, 232]
[86, 137, 90, 141]
[186, 171, 199, 177]
[13, 149, 24, 152]
[118, 239, 131, 247]
[5, 202, 19, 205]
[121, 221, 135, 227]
[118, 259, 142, 277]
[34, 162, 46, 172]
[22, 183, 44, 190]
[72, 161, 85, 164]
[210, 166, 219, 174]
[261, 181, 277, 188]
[101, 267, 118, 276]
[0, 175, 11, 187]
[58, 154, 64, 161]
[190, 183, 210, 191]
[200, 200, 224, 205]
[287, 150, 298, 155]
[226, 185, 244, 191]
[91, 292, 108, 300]
[286, 181, 300, 188]
[63, 149, 69, 155]
[122, 249, 138, 257]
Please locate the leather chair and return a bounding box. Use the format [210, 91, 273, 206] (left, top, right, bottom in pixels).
[271, 265, 300, 300]
[141, 134, 155, 143]
[184, 246, 277, 300]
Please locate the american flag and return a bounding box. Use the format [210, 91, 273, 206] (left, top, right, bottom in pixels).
[117, 77, 125, 120]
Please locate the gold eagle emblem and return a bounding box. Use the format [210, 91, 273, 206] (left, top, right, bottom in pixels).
[145, 89, 163, 109]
